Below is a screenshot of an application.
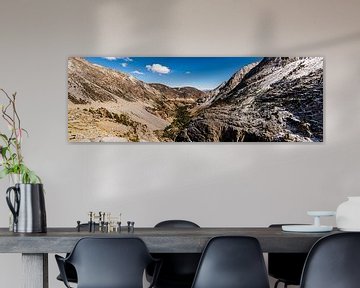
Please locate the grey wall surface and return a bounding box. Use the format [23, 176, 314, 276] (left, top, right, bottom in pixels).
[0, 0, 360, 287]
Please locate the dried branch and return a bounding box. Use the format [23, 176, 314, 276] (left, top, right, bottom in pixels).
[0, 88, 41, 184]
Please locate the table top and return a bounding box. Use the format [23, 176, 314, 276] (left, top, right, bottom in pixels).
[0, 227, 340, 254]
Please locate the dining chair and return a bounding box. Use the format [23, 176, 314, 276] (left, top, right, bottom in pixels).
[56, 223, 99, 284]
[55, 237, 161, 288]
[300, 232, 360, 288]
[268, 224, 308, 288]
[191, 236, 270, 288]
[146, 220, 201, 288]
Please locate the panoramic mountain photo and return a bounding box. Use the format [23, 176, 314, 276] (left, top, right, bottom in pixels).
[68, 57, 323, 142]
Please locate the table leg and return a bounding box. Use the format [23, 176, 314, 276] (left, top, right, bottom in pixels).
[22, 253, 48, 288]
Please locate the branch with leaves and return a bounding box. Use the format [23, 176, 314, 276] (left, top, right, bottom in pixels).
[0, 89, 41, 184]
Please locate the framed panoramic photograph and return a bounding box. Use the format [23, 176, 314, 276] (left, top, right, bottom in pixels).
[68, 57, 323, 142]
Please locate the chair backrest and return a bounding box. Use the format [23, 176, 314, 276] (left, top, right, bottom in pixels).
[67, 237, 154, 288]
[191, 236, 270, 288]
[151, 220, 201, 286]
[268, 224, 308, 285]
[155, 220, 200, 228]
[301, 232, 360, 288]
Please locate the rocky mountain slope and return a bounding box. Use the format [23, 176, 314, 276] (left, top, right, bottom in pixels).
[68, 57, 205, 142]
[176, 57, 323, 142]
[149, 83, 205, 101]
[201, 61, 259, 107]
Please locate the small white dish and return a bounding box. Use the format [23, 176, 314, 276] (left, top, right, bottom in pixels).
[282, 225, 333, 233]
[282, 210, 335, 232]
[307, 211, 336, 217]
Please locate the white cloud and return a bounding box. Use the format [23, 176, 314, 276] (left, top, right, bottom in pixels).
[103, 57, 118, 61]
[132, 70, 144, 75]
[146, 63, 171, 74]
[185, 71, 191, 74]
[102, 57, 133, 62]
[121, 63, 128, 67]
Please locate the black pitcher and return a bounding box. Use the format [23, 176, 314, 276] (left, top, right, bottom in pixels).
[6, 183, 47, 233]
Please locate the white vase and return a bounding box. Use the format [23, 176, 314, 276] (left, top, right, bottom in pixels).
[336, 197, 360, 231]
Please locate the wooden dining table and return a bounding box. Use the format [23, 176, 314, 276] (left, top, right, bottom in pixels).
[0, 226, 339, 288]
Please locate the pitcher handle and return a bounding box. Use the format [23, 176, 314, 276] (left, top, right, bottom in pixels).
[6, 186, 20, 224]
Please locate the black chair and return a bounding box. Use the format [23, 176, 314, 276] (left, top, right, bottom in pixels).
[56, 223, 99, 284]
[55, 237, 160, 288]
[300, 232, 360, 288]
[268, 224, 308, 288]
[154, 220, 200, 229]
[56, 262, 77, 284]
[147, 220, 201, 288]
[191, 236, 270, 288]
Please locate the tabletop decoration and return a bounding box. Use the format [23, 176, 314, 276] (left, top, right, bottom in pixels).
[336, 196, 360, 231]
[0, 89, 40, 183]
[282, 211, 335, 233]
[0, 89, 46, 233]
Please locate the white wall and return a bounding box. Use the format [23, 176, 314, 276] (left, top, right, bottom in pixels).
[0, 0, 360, 287]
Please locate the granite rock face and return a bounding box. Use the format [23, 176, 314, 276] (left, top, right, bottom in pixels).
[201, 61, 259, 106]
[176, 57, 323, 142]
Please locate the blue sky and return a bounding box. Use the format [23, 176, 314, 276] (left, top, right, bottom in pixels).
[85, 57, 263, 90]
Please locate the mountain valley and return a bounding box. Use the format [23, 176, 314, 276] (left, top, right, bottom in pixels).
[68, 57, 323, 142]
